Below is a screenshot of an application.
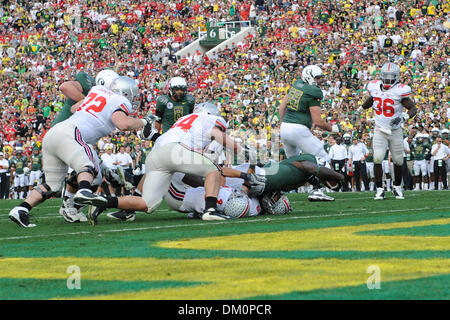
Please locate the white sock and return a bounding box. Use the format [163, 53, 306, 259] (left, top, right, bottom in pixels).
[430, 181, 435, 189]
[64, 190, 75, 198]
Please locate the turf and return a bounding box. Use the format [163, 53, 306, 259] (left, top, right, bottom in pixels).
[0, 190, 449, 300]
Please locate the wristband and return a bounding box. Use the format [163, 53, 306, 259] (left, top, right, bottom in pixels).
[141, 119, 147, 126]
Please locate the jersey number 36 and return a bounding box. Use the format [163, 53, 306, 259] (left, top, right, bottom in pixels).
[373, 97, 395, 117]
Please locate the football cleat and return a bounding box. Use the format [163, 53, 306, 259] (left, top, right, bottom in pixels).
[60, 198, 88, 223]
[392, 185, 404, 200]
[187, 211, 203, 219]
[74, 189, 107, 207]
[308, 189, 335, 202]
[87, 204, 106, 226]
[374, 187, 385, 200]
[107, 210, 136, 222]
[201, 208, 231, 221]
[9, 207, 36, 228]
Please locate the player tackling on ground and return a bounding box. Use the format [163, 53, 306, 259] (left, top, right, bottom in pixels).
[358, 62, 417, 200]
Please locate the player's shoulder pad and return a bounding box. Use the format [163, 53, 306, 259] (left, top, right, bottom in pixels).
[156, 95, 169, 105]
[184, 94, 195, 104]
[305, 84, 323, 99]
[76, 72, 95, 90]
[114, 96, 133, 116]
[394, 83, 412, 98]
[210, 115, 228, 131]
[367, 79, 382, 92]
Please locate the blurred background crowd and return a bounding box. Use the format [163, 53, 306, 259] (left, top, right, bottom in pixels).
[0, 0, 448, 199]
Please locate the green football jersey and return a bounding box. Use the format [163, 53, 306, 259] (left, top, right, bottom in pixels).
[52, 72, 95, 127]
[366, 147, 374, 162]
[154, 94, 195, 133]
[263, 154, 317, 195]
[411, 142, 430, 161]
[282, 79, 323, 129]
[11, 156, 28, 175]
[31, 154, 43, 171]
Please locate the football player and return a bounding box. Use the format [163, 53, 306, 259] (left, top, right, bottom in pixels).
[239, 155, 344, 196]
[10, 147, 29, 199]
[163, 173, 262, 219]
[28, 147, 43, 191]
[56, 69, 120, 220]
[85, 102, 266, 224]
[9, 76, 154, 228]
[357, 62, 417, 200]
[412, 134, 431, 190]
[108, 76, 196, 221]
[278, 65, 339, 202]
[53, 69, 119, 126]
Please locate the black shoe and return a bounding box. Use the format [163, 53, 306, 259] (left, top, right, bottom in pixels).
[87, 204, 106, 226]
[9, 207, 36, 228]
[74, 189, 107, 207]
[201, 208, 231, 221]
[107, 210, 136, 222]
[187, 211, 203, 219]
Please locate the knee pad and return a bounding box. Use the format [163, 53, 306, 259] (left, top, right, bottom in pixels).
[66, 171, 78, 189]
[77, 166, 98, 179]
[34, 183, 56, 201]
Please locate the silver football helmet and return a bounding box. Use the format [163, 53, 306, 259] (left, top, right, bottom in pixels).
[95, 69, 119, 89]
[302, 65, 324, 86]
[223, 194, 250, 218]
[272, 195, 292, 215]
[380, 63, 400, 89]
[110, 76, 139, 108]
[193, 102, 221, 117]
[261, 192, 292, 215]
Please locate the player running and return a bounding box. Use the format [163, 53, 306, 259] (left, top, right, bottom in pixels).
[357, 62, 417, 200]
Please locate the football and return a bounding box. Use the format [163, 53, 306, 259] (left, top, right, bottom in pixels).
[324, 179, 340, 191]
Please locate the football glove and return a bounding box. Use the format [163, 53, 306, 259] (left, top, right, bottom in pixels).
[140, 115, 159, 140]
[245, 173, 266, 197]
[402, 112, 409, 122]
[390, 117, 402, 126]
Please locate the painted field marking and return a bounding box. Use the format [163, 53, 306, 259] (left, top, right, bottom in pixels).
[1, 206, 449, 241]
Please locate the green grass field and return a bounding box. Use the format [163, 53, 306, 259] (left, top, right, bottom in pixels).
[0, 190, 449, 300]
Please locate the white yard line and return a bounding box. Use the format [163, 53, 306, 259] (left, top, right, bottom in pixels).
[1, 206, 449, 241]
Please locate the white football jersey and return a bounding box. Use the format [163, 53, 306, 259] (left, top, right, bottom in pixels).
[66, 86, 134, 145]
[180, 185, 261, 217]
[155, 113, 228, 152]
[181, 186, 234, 213]
[367, 80, 411, 130]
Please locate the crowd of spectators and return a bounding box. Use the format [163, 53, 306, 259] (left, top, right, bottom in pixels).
[0, 0, 448, 198]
